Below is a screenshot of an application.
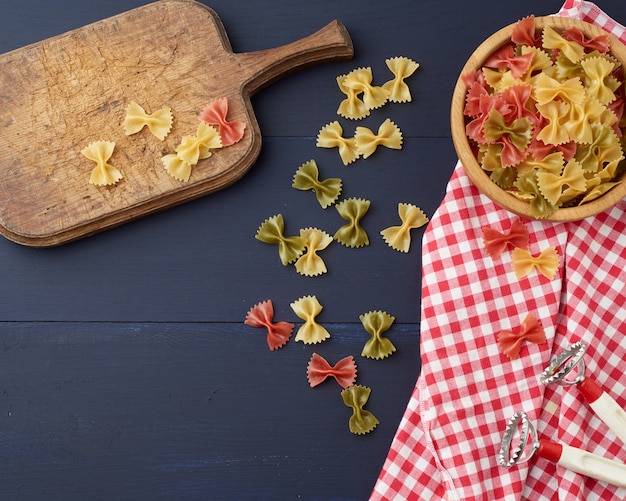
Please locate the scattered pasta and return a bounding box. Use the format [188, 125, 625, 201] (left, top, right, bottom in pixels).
[123, 101, 173, 141]
[334, 197, 370, 248]
[198, 97, 246, 146]
[291, 159, 342, 208]
[244, 300, 294, 351]
[462, 15, 626, 218]
[307, 353, 357, 389]
[255, 214, 306, 266]
[341, 385, 379, 435]
[511, 246, 560, 280]
[295, 228, 333, 277]
[481, 218, 529, 259]
[380, 203, 428, 252]
[359, 310, 396, 360]
[316, 121, 361, 165]
[383, 56, 419, 103]
[354, 118, 403, 159]
[81, 141, 123, 186]
[290, 295, 331, 344]
[497, 313, 546, 360]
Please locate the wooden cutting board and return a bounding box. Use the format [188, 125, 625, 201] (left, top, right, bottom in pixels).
[0, 0, 353, 247]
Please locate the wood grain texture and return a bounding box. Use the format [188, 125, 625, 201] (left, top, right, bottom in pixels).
[0, 0, 352, 247]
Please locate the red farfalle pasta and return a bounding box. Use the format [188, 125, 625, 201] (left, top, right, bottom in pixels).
[306, 353, 357, 389]
[198, 97, 246, 147]
[497, 313, 546, 360]
[481, 218, 529, 259]
[244, 300, 294, 351]
[483, 45, 534, 80]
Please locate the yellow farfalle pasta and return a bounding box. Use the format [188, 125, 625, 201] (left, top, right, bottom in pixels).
[337, 74, 370, 120]
[176, 122, 222, 166]
[341, 385, 379, 435]
[338, 67, 390, 116]
[536, 101, 570, 146]
[291, 159, 342, 208]
[537, 159, 586, 205]
[316, 121, 361, 165]
[580, 56, 620, 105]
[290, 295, 331, 344]
[255, 214, 306, 266]
[334, 197, 370, 248]
[359, 310, 396, 360]
[123, 101, 173, 141]
[533, 73, 585, 107]
[383, 56, 419, 103]
[81, 141, 123, 186]
[542, 25, 586, 63]
[511, 246, 560, 280]
[354, 118, 403, 159]
[380, 203, 429, 253]
[295, 228, 333, 277]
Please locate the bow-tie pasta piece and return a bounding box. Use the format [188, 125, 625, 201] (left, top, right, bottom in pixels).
[382, 56, 419, 103]
[537, 159, 586, 206]
[123, 101, 173, 141]
[292, 159, 342, 208]
[316, 121, 361, 165]
[255, 214, 306, 266]
[511, 246, 560, 280]
[307, 353, 357, 389]
[336, 73, 370, 120]
[81, 141, 123, 186]
[481, 218, 529, 259]
[198, 97, 247, 146]
[497, 313, 546, 360]
[354, 118, 403, 159]
[380, 203, 428, 253]
[295, 228, 333, 277]
[337, 67, 390, 118]
[359, 310, 396, 360]
[542, 25, 586, 63]
[244, 300, 294, 351]
[341, 385, 379, 435]
[334, 197, 370, 248]
[290, 295, 331, 344]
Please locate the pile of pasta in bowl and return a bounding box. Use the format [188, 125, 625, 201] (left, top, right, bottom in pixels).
[451, 15, 626, 220]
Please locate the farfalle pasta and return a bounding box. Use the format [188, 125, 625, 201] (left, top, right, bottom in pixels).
[198, 97, 246, 146]
[383, 56, 419, 103]
[81, 141, 123, 186]
[255, 214, 306, 266]
[497, 313, 546, 360]
[244, 300, 294, 351]
[291, 159, 342, 208]
[359, 310, 396, 360]
[461, 15, 626, 218]
[354, 119, 403, 159]
[341, 385, 379, 435]
[334, 197, 370, 248]
[295, 228, 333, 277]
[337, 67, 390, 119]
[123, 101, 173, 141]
[380, 203, 428, 253]
[316, 121, 361, 165]
[290, 295, 331, 344]
[481, 218, 529, 259]
[307, 353, 357, 389]
[511, 246, 560, 280]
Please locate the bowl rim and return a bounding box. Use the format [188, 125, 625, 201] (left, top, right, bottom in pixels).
[450, 15, 626, 222]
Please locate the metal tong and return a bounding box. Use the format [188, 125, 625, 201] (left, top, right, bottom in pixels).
[498, 341, 626, 488]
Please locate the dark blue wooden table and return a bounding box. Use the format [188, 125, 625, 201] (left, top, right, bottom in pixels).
[1, 1, 625, 499]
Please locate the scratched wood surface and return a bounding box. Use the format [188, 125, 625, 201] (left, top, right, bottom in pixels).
[1, 0, 625, 500]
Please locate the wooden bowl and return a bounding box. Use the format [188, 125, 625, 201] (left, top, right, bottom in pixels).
[450, 16, 626, 221]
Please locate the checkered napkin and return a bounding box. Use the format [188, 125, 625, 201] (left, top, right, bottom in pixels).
[371, 2, 626, 500]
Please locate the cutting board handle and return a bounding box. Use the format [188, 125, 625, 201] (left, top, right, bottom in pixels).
[236, 20, 353, 95]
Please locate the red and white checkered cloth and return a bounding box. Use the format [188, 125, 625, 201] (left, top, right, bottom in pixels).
[371, 2, 626, 500]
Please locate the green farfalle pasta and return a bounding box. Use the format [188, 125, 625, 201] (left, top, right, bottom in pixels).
[380, 203, 428, 253]
[359, 310, 396, 359]
[255, 214, 306, 266]
[334, 197, 370, 248]
[341, 385, 379, 435]
[292, 159, 342, 209]
[290, 295, 331, 344]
